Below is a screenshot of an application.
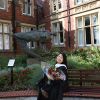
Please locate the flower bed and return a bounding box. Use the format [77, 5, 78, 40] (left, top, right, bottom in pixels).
[0, 64, 42, 91]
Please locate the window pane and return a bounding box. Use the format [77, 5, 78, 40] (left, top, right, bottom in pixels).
[92, 14, 98, 25]
[83, 0, 89, 3]
[4, 34, 10, 50]
[54, 35, 58, 44]
[25, 27, 30, 32]
[76, 0, 82, 5]
[58, 0, 61, 9]
[59, 32, 64, 43]
[78, 29, 84, 46]
[59, 22, 63, 31]
[27, 41, 35, 48]
[93, 26, 100, 44]
[85, 27, 91, 44]
[28, 0, 31, 14]
[59, 22, 64, 43]
[77, 17, 82, 28]
[53, 23, 57, 32]
[0, 24, 2, 32]
[85, 16, 90, 26]
[25, 4, 28, 14]
[53, 0, 56, 11]
[30, 42, 35, 48]
[23, 2, 26, 13]
[21, 27, 24, 32]
[3, 24, 9, 33]
[0, 0, 5, 9]
[23, 0, 31, 15]
[28, 0, 30, 3]
[39, 27, 45, 31]
[27, 42, 31, 48]
[28, 4, 31, 14]
[0, 34, 3, 50]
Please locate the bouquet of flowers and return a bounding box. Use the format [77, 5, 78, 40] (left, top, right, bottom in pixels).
[41, 62, 65, 80]
[48, 68, 61, 80]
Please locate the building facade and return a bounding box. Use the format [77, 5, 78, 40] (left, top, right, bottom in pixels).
[0, 0, 100, 55]
[0, 0, 37, 55]
[71, 0, 100, 48]
[43, 0, 100, 50]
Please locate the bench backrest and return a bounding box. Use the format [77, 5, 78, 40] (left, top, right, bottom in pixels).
[67, 69, 100, 92]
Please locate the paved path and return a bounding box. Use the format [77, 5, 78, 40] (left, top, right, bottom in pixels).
[0, 97, 100, 100]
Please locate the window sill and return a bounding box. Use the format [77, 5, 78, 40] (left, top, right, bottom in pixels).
[74, 0, 97, 8]
[22, 13, 32, 16]
[0, 7, 6, 10]
[51, 9, 64, 15]
[0, 50, 13, 53]
[78, 44, 100, 48]
[0, 8, 6, 11]
[53, 44, 65, 47]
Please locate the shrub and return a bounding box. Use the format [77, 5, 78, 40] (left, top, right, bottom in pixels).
[0, 55, 27, 70]
[0, 56, 9, 70]
[68, 47, 100, 69]
[15, 55, 27, 67]
[0, 64, 43, 91]
[32, 47, 61, 61]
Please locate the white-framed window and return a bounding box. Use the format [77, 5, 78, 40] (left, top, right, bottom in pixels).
[0, 0, 6, 9]
[0, 23, 11, 50]
[21, 26, 36, 48]
[27, 42, 36, 49]
[38, 25, 45, 31]
[23, 0, 32, 15]
[52, 21, 64, 46]
[52, 0, 62, 12]
[76, 13, 100, 47]
[75, 0, 90, 5]
[38, 25, 46, 50]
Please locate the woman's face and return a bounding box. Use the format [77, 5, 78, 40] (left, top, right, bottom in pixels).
[56, 54, 63, 64]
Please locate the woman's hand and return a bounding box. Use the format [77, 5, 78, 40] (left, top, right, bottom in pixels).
[46, 73, 54, 80]
[41, 89, 48, 98]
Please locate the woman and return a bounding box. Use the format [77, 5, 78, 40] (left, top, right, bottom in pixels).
[37, 52, 68, 100]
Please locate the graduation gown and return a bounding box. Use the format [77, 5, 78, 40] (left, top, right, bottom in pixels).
[48, 64, 68, 100]
[37, 75, 49, 100]
[37, 64, 68, 100]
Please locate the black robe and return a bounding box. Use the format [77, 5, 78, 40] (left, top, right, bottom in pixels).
[37, 65, 68, 100]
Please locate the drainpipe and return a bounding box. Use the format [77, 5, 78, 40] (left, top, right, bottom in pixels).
[36, 3, 39, 30]
[67, 0, 71, 47]
[11, 0, 16, 85]
[35, 1, 40, 47]
[12, 0, 16, 54]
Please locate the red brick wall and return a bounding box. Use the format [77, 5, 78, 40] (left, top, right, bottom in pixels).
[0, 5, 12, 20]
[16, 5, 35, 25]
[0, 0, 76, 55]
[39, 0, 75, 51]
[0, 1, 36, 55]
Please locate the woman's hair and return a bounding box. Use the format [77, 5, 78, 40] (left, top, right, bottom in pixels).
[61, 52, 67, 66]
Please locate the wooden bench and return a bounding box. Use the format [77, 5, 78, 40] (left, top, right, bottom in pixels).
[67, 69, 100, 93]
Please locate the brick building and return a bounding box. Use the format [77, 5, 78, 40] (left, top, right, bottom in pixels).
[0, 0, 37, 56]
[0, 0, 100, 55]
[43, 0, 100, 50]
